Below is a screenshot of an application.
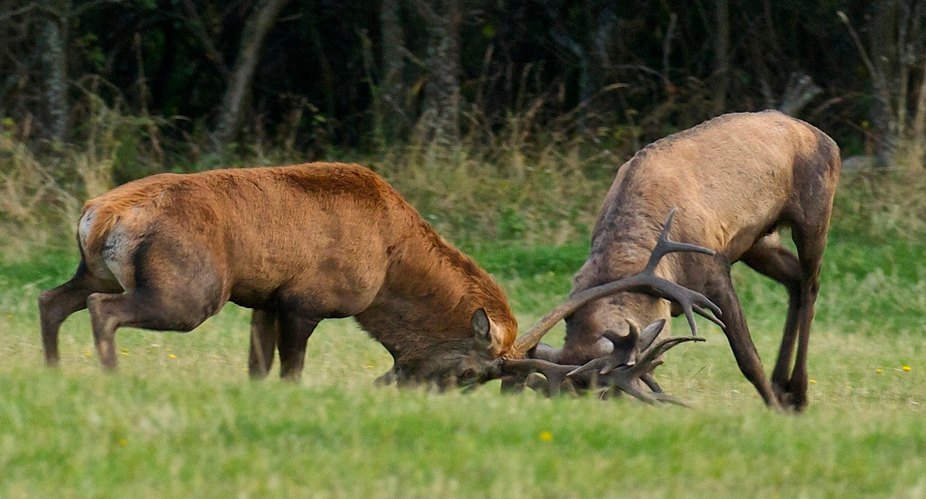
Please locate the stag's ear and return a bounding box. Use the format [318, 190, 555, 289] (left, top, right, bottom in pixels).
[639, 319, 667, 351]
[471, 308, 491, 342]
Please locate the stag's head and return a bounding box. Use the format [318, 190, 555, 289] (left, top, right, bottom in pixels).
[494, 208, 725, 403]
[561, 290, 670, 366]
[377, 308, 515, 389]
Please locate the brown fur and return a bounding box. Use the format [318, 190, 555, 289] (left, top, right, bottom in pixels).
[553, 111, 841, 409]
[40, 162, 517, 385]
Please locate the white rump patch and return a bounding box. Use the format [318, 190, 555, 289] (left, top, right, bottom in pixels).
[77, 207, 130, 288]
[77, 208, 95, 250]
[102, 225, 133, 289]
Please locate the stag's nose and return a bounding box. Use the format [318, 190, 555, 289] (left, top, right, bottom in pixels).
[485, 360, 503, 380]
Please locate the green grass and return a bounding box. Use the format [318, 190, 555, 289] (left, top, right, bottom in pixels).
[1, 226, 925, 497]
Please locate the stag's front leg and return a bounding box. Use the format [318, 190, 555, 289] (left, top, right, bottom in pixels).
[741, 235, 803, 405]
[704, 259, 782, 410]
[276, 311, 320, 381]
[249, 309, 279, 379]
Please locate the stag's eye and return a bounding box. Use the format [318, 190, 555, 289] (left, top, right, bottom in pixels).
[460, 368, 475, 381]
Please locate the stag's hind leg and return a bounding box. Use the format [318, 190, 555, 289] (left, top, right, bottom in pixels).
[741, 234, 803, 405]
[87, 287, 222, 369]
[87, 238, 227, 369]
[778, 139, 839, 410]
[781, 222, 829, 411]
[39, 262, 121, 366]
[704, 257, 782, 409]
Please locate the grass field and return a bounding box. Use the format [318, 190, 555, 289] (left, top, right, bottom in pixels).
[1, 212, 925, 498]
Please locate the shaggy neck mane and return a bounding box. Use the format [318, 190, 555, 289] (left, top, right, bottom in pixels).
[355, 186, 518, 363]
[415, 215, 516, 332]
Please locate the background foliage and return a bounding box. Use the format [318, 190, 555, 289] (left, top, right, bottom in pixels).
[3, 1, 926, 163]
[4, 0, 926, 249]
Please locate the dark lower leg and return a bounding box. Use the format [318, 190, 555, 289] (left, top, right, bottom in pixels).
[785, 224, 826, 410]
[39, 279, 95, 366]
[784, 282, 819, 411]
[278, 314, 319, 381]
[741, 238, 803, 402]
[771, 291, 801, 398]
[249, 309, 278, 379]
[87, 293, 121, 370]
[724, 322, 780, 408]
[707, 269, 781, 409]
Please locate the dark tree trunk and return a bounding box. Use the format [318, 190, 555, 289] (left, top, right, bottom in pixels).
[379, 0, 407, 143]
[303, 8, 335, 133]
[416, 0, 462, 149]
[212, 0, 289, 151]
[869, 1, 899, 165]
[712, 0, 730, 114]
[911, 57, 926, 165]
[40, 0, 70, 143]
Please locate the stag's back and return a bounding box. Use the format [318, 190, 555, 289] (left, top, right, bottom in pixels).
[592, 111, 840, 262]
[78, 164, 412, 307]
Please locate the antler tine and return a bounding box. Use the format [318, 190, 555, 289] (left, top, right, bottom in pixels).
[636, 336, 706, 368]
[649, 392, 692, 407]
[610, 378, 659, 404]
[639, 372, 692, 407]
[640, 207, 725, 336]
[638, 319, 666, 351]
[640, 373, 663, 393]
[643, 207, 716, 274]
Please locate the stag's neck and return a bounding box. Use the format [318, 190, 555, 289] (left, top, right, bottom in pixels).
[355, 214, 517, 364]
[584, 209, 682, 286]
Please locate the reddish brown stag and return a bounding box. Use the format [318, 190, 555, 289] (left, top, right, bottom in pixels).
[38, 162, 717, 394]
[517, 111, 841, 410]
[39, 163, 517, 385]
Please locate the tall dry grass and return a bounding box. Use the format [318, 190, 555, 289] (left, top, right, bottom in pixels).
[0, 90, 147, 257]
[834, 166, 926, 242]
[0, 92, 629, 256]
[5, 90, 926, 259]
[0, 135, 79, 253]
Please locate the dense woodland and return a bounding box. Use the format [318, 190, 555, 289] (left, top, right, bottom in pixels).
[3, 1, 926, 180]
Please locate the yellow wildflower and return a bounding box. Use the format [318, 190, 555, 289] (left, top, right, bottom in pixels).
[539, 431, 553, 442]
[876, 368, 883, 374]
[168, 353, 177, 360]
[902, 365, 912, 372]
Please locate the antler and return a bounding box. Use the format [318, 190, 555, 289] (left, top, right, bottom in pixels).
[502, 319, 705, 404]
[509, 207, 724, 358]
[498, 208, 723, 404]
